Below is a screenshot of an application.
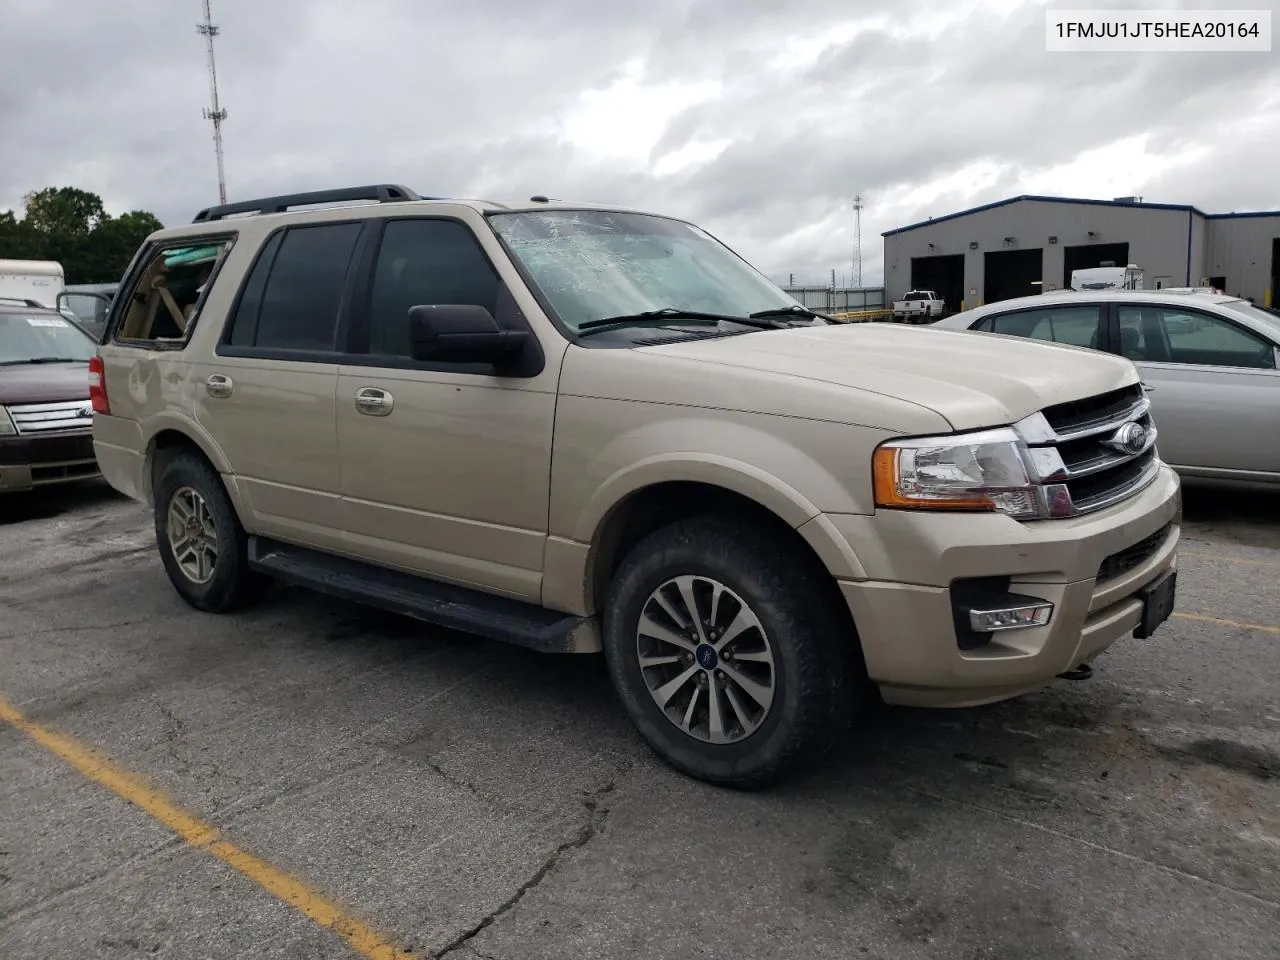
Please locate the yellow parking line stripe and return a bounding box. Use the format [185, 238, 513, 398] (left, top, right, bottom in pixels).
[0, 695, 417, 960]
[1174, 612, 1280, 635]
[1179, 551, 1280, 569]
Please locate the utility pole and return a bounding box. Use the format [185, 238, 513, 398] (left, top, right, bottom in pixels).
[855, 193, 865, 288]
[198, 0, 228, 205]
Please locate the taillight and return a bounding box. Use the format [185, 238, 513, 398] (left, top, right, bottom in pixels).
[88, 354, 110, 415]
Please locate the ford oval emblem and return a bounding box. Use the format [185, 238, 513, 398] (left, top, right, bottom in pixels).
[1105, 421, 1147, 455]
[77, 405, 94, 418]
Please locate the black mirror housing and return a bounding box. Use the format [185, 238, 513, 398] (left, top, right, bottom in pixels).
[407, 304, 530, 367]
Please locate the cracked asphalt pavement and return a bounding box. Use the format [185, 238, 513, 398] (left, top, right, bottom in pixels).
[2, 481, 1279, 960]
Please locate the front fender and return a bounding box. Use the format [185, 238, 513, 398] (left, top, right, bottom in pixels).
[541, 405, 879, 613]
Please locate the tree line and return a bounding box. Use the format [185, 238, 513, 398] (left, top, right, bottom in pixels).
[0, 187, 165, 285]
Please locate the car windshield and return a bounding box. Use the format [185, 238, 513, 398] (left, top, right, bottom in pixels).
[488, 210, 804, 335]
[0, 312, 96, 364]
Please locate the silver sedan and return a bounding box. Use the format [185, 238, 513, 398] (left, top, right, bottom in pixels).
[931, 290, 1280, 486]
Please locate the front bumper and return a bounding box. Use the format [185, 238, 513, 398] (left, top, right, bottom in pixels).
[0, 431, 100, 493]
[832, 463, 1181, 707]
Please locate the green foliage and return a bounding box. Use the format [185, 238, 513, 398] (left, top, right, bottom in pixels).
[0, 186, 164, 284]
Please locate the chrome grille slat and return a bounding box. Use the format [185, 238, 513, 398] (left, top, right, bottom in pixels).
[1045, 397, 1150, 442]
[1014, 383, 1160, 519]
[8, 400, 94, 435]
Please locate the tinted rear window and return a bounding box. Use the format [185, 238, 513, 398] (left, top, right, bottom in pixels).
[228, 223, 361, 351]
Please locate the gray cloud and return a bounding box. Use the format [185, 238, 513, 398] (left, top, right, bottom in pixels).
[1, 0, 1274, 287]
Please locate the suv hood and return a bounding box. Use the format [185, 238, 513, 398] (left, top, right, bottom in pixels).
[0, 361, 90, 405]
[639, 323, 1138, 431]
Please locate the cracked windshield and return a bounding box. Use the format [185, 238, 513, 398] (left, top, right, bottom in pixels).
[491, 209, 805, 333]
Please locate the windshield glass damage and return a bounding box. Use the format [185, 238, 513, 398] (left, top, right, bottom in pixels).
[488, 209, 816, 336]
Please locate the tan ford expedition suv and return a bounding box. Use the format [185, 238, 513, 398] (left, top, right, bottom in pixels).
[91, 185, 1180, 788]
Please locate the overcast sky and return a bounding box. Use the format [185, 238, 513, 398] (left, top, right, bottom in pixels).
[2, 0, 1276, 286]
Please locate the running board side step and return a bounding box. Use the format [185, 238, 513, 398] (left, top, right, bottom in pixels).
[247, 537, 600, 654]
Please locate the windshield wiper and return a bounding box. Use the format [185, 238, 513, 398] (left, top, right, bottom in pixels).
[0, 356, 79, 366]
[576, 308, 786, 338]
[749, 305, 830, 322]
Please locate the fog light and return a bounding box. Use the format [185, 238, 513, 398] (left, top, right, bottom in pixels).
[968, 599, 1054, 632]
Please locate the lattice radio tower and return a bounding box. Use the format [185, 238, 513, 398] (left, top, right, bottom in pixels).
[198, 0, 229, 204]
[852, 195, 864, 288]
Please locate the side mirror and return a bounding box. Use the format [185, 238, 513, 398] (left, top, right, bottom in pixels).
[57, 291, 113, 321]
[408, 304, 530, 367]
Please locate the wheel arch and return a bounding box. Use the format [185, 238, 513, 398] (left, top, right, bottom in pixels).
[143, 419, 249, 522]
[577, 476, 866, 653]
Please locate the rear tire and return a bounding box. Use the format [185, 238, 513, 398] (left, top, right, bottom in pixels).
[602, 514, 861, 789]
[152, 451, 268, 613]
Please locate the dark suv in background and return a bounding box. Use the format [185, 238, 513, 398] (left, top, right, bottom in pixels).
[0, 301, 101, 493]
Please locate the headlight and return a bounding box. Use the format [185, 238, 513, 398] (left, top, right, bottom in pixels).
[0, 406, 15, 437]
[872, 427, 1039, 518]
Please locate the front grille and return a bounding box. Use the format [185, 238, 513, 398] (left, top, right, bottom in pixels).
[8, 400, 95, 435]
[1041, 383, 1145, 436]
[1015, 383, 1160, 518]
[1097, 523, 1171, 582]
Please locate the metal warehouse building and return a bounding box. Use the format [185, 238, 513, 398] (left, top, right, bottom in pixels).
[882, 195, 1280, 313]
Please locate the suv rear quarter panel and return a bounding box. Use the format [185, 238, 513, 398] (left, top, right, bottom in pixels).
[94, 224, 260, 518]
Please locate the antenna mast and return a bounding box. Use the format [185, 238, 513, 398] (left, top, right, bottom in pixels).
[198, 0, 228, 205]
[852, 195, 864, 288]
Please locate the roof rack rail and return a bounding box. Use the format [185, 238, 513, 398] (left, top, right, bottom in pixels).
[192, 184, 428, 223]
[0, 297, 47, 308]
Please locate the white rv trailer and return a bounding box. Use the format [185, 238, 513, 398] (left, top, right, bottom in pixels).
[0, 259, 65, 308]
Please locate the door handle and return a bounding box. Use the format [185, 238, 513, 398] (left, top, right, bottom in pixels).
[354, 387, 394, 416]
[205, 374, 233, 399]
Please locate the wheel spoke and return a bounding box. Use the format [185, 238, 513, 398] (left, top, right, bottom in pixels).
[682, 687, 701, 732]
[713, 607, 757, 652]
[639, 653, 682, 669]
[198, 503, 216, 538]
[654, 665, 699, 706]
[722, 663, 773, 709]
[731, 650, 774, 665]
[653, 591, 690, 630]
[170, 496, 194, 524]
[707, 677, 727, 742]
[707, 581, 726, 631]
[639, 614, 696, 653]
[674, 576, 708, 644]
[723, 684, 759, 736]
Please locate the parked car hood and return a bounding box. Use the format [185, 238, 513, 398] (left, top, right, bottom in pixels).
[632, 323, 1139, 431]
[0, 361, 90, 405]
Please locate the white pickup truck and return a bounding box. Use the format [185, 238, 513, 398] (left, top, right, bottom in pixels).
[891, 289, 945, 322]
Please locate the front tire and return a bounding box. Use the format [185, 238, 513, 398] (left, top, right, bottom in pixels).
[602, 515, 861, 789]
[152, 451, 268, 613]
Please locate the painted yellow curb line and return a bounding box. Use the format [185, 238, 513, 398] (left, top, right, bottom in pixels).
[0, 695, 417, 960]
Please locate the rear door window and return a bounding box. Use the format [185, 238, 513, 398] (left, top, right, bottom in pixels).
[230, 223, 362, 352]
